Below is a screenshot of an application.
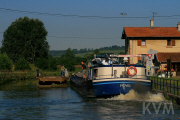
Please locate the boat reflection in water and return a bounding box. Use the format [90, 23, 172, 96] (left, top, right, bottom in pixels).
[70, 54, 151, 97]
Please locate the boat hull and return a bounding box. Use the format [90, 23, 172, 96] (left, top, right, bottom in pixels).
[70, 74, 95, 97]
[93, 78, 151, 96]
[71, 74, 151, 97]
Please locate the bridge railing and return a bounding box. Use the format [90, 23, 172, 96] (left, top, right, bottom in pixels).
[147, 76, 180, 96]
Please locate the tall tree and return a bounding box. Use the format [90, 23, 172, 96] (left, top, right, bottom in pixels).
[58, 48, 75, 71]
[1, 16, 49, 63]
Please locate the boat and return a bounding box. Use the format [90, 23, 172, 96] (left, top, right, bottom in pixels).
[70, 53, 151, 97]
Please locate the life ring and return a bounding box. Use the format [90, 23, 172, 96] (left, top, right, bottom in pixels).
[127, 66, 137, 76]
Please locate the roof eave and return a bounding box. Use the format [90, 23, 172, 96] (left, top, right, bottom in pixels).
[126, 36, 180, 38]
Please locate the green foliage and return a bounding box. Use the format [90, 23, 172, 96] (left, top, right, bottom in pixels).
[35, 58, 49, 70]
[15, 58, 31, 71]
[0, 53, 12, 71]
[93, 49, 100, 54]
[54, 47, 125, 71]
[34, 57, 58, 70]
[49, 57, 58, 70]
[57, 48, 75, 71]
[118, 52, 125, 54]
[1, 16, 49, 63]
[48, 45, 125, 57]
[84, 53, 93, 63]
[99, 45, 125, 50]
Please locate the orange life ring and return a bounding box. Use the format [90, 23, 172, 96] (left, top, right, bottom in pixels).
[127, 66, 137, 76]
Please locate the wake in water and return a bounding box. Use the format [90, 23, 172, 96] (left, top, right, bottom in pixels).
[108, 89, 166, 102]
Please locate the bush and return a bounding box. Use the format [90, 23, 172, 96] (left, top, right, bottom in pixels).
[64, 60, 75, 71]
[49, 58, 58, 70]
[35, 58, 49, 70]
[15, 58, 31, 71]
[0, 53, 12, 71]
[35, 57, 58, 70]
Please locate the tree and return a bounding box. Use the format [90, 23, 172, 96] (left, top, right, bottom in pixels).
[1, 16, 49, 63]
[0, 53, 12, 71]
[35, 58, 49, 70]
[48, 57, 58, 70]
[93, 49, 100, 54]
[15, 58, 31, 71]
[58, 48, 75, 71]
[84, 53, 94, 63]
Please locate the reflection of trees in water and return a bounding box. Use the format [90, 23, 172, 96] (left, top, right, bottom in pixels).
[0, 79, 49, 119]
[0, 80, 45, 99]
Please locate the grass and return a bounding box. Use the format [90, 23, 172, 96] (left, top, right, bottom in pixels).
[0, 71, 37, 85]
[0, 63, 83, 85]
[149, 76, 180, 95]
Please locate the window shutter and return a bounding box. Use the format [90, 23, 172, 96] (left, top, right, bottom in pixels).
[137, 40, 141, 46]
[172, 39, 175, 46]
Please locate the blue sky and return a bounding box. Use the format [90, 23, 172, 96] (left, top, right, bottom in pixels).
[0, 0, 180, 50]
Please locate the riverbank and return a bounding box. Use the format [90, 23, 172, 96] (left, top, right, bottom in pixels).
[0, 71, 37, 85]
[152, 89, 180, 105]
[148, 76, 180, 105]
[0, 68, 76, 85]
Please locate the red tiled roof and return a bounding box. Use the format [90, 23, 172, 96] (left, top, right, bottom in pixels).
[156, 52, 180, 62]
[124, 27, 180, 37]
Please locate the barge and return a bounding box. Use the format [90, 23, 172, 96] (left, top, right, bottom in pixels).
[70, 54, 151, 97]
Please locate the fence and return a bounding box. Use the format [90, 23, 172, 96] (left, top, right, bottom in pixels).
[148, 76, 180, 96]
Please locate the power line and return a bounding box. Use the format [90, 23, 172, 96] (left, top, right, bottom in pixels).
[47, 35, 121, 39]
[1, 7, 180, 20]
[0, 7, 151, 19]
[0, 33, 121, 39]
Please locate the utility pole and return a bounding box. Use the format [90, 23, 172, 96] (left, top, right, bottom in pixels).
[151, 11, 157, 20]
[121, 13, 127, 27]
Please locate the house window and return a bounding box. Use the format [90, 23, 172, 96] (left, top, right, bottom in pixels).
[167, 39, 175, 46]
[141, 40, 146, 45]
[137, 39, 146, 46]
[167, 39, 171, 46]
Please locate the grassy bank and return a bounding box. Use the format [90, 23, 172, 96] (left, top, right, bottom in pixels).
[0, 71, 37, 85]
[0, 65, 82, 85]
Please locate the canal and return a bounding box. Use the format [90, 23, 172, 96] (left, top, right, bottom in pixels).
[0, 80, 180, 119]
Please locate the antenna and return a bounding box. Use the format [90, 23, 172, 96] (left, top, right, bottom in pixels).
[151, 11, 157, 20]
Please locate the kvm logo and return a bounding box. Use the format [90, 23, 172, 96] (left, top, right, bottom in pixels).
[143, 102, 174, 114]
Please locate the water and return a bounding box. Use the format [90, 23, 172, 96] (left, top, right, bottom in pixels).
[0, 80, 180, 120]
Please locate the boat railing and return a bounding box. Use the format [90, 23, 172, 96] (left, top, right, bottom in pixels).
[95, 74, 146, 79]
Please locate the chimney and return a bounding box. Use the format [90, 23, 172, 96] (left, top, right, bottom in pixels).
[178, 22, 180, 31]
[150, 19, 154, 28]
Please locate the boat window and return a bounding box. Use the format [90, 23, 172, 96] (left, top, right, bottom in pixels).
[112, 58, 119, 64]
[119, 58, 125, 64]
[94, 69, 98, 77]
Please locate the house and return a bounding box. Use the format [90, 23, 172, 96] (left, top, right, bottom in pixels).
[121, 19, 180, 76]
[154, 52, 180, 76]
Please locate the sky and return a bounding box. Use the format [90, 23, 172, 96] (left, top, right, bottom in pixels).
[0, 0, 180, 50]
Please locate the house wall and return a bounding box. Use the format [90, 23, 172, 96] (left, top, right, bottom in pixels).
[128, 39, 180, 64]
